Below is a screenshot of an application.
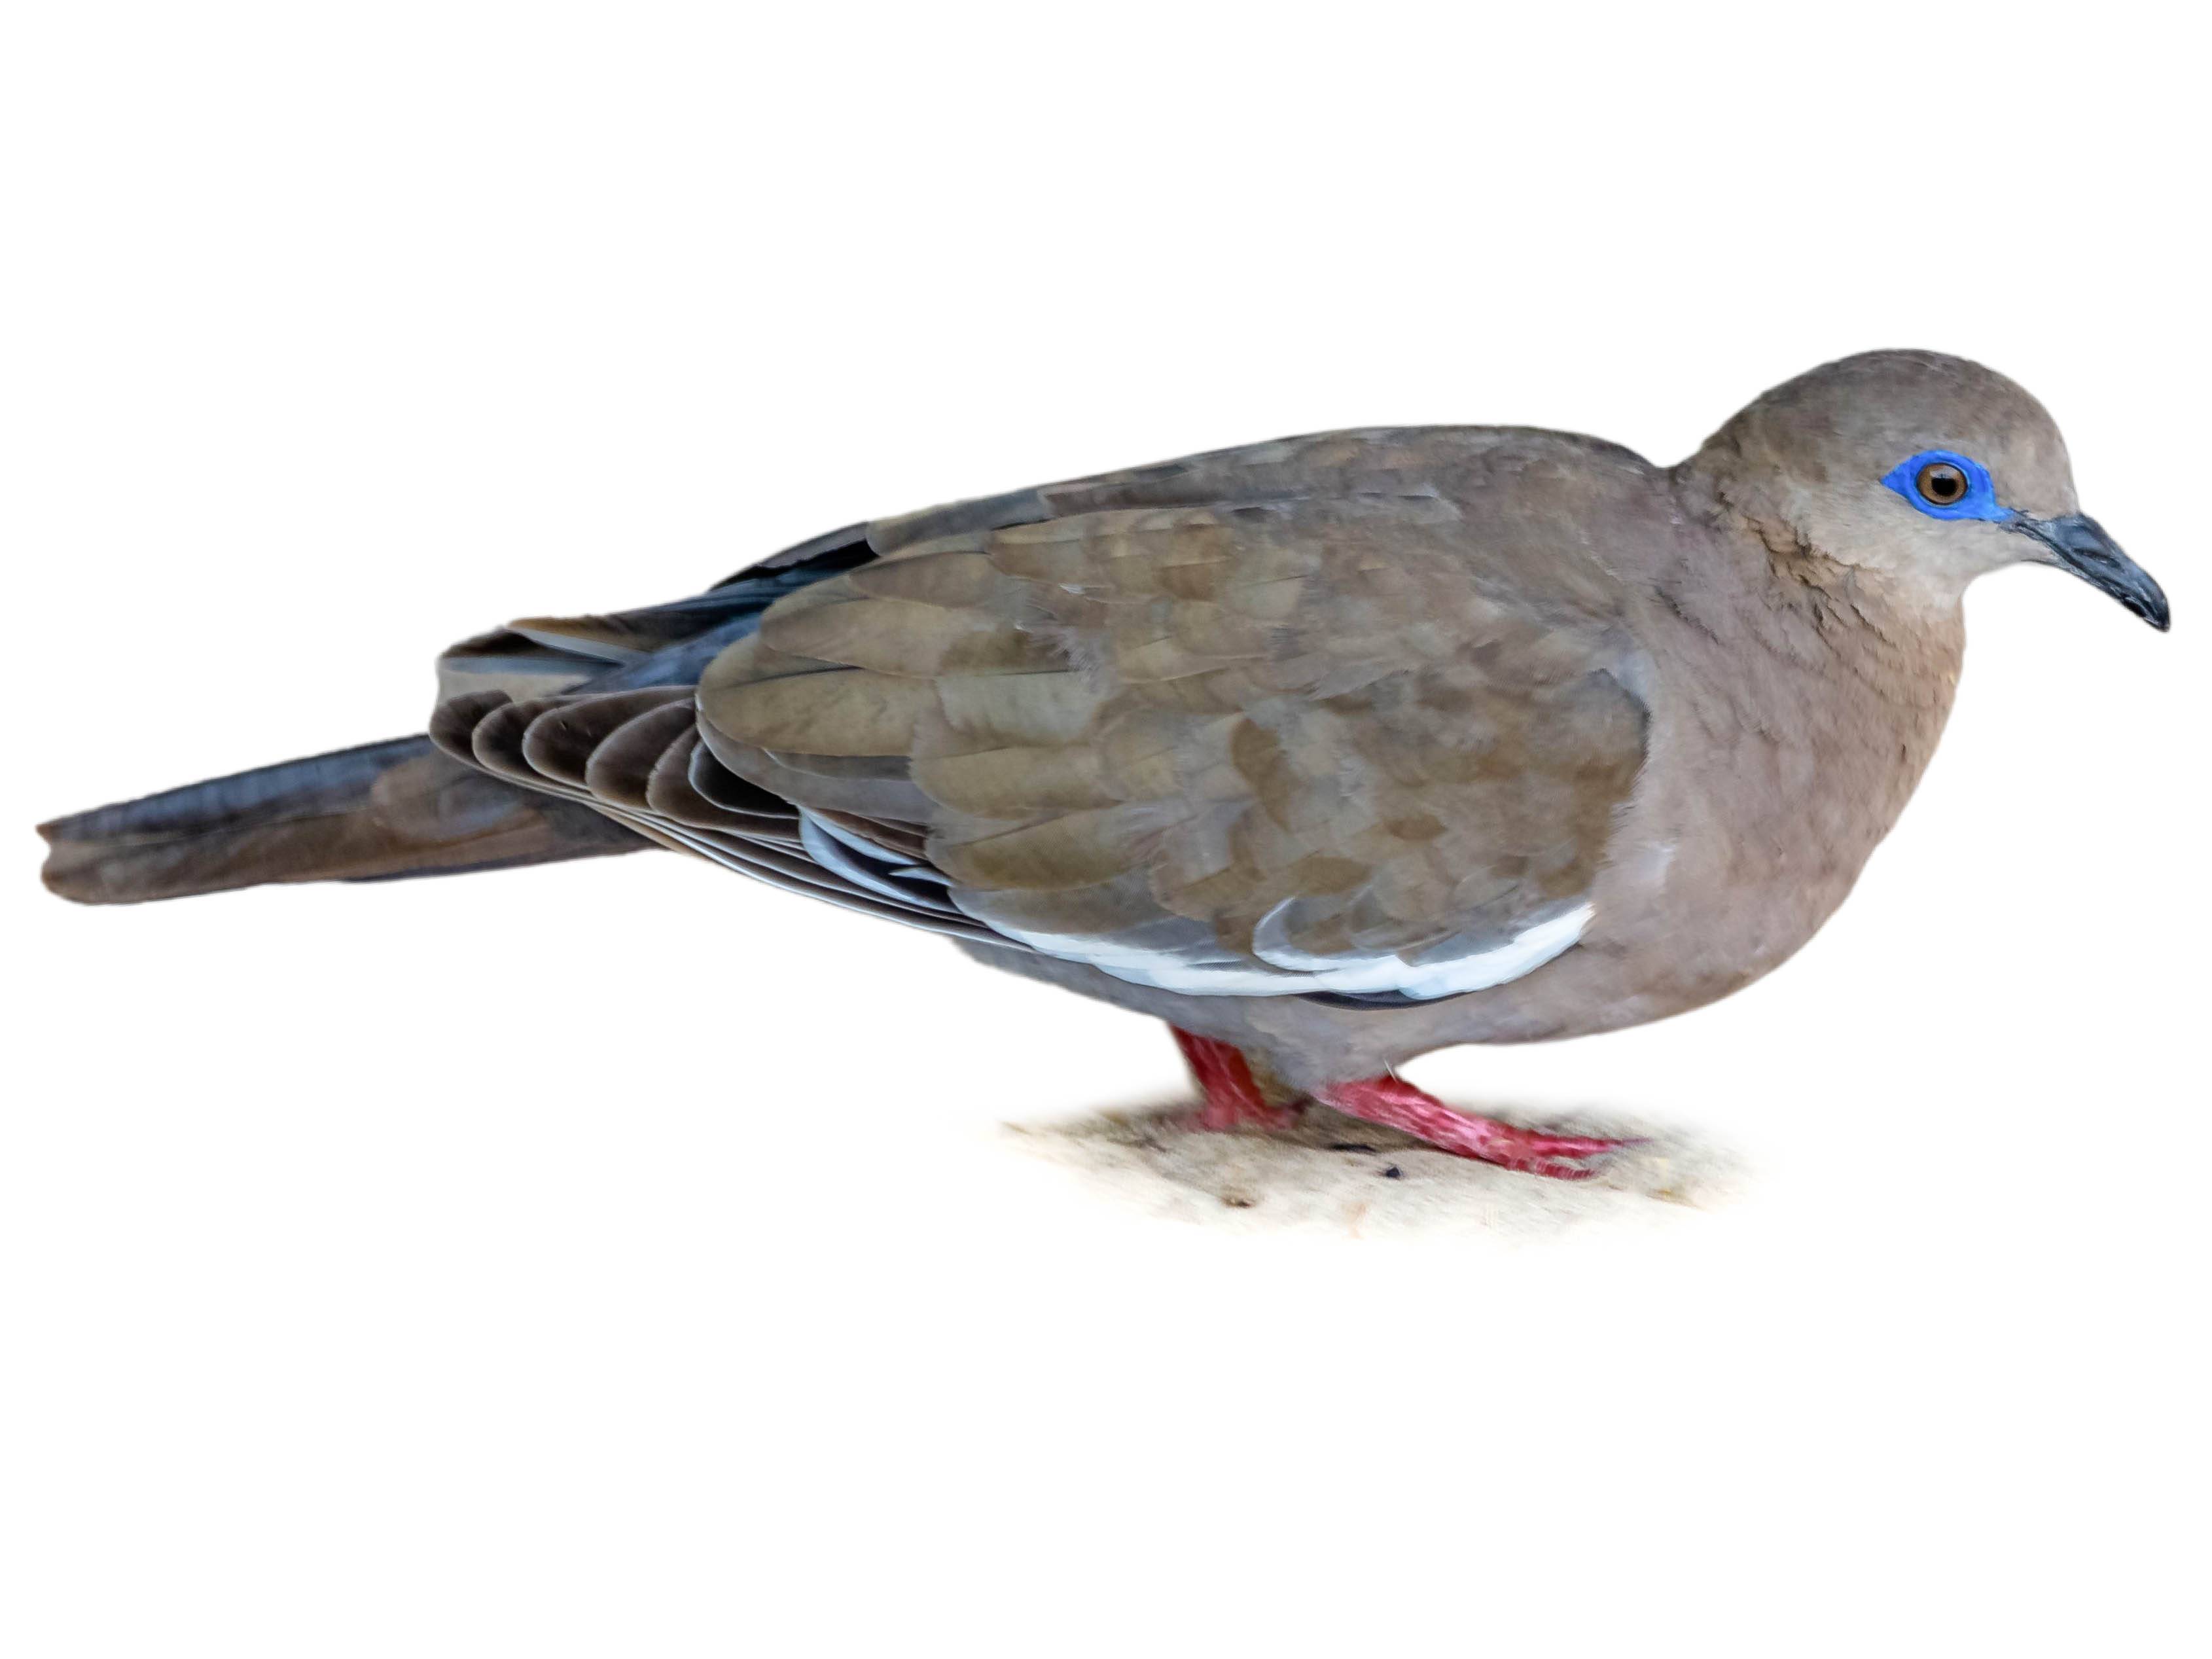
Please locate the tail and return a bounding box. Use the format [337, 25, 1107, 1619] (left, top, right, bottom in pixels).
[39, 735, 646, 904]
[39, 521, 876, 905]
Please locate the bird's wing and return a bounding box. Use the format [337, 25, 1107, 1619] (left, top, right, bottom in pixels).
[431, 429, 1652, 1000]
[433, 526, 878, 702]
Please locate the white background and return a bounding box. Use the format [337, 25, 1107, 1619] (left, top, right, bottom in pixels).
[4, 5, 2205, 1654]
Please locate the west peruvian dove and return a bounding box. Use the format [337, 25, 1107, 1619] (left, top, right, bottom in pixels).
[39, 351, 2168, 1177]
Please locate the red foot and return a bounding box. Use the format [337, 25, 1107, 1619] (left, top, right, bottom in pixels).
[1171, 1028, 1298, 1132]
[1314, 1075, 1638, 1181]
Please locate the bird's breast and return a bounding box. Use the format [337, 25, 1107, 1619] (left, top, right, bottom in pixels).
[1589, 582, 1966, 1005]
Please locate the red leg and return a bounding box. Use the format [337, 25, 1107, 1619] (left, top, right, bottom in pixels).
[1170, 1027, 1298, 1132]
[1314, 1075, 1639, 1181]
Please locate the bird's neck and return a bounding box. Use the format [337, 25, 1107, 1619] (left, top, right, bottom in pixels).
[1656, 465, 1967, 898]
[1668, 461, 1968, 704]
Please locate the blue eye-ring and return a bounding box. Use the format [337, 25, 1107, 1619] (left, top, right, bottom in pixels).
[1882, 449, 2012, 523]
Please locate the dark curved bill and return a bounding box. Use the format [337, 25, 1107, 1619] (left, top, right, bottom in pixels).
[2010, 513, 2171, 631]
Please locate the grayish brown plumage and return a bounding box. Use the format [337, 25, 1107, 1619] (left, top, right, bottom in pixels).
[41, 351, 2168, 1103]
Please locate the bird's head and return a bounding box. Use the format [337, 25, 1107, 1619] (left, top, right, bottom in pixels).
[1688, 349, 2168, 630]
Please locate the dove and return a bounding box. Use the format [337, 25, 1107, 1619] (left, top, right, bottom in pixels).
[39, 351, 2168, 1177]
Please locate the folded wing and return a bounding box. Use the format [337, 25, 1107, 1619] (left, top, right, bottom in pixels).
[433, 430, 1652, 1001]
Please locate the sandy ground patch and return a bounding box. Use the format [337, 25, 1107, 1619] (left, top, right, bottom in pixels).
[1006, 1097, 1743, 1240]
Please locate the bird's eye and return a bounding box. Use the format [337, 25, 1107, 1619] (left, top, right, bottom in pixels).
[1883, 449, 2007, 522]
[1916, 462, 1969, 506]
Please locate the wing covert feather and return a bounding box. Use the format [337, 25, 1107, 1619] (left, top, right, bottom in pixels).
[428, 427, 1656, 1000]
[696, 485, 1649, 998]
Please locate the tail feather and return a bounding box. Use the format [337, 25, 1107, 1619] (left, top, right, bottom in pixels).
[39, 524, 876, 906]
[39, 735, 645, 904]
